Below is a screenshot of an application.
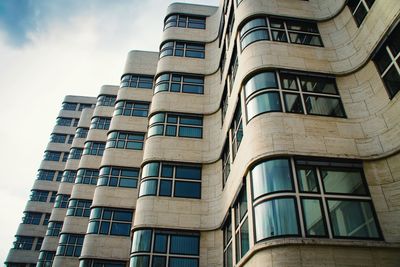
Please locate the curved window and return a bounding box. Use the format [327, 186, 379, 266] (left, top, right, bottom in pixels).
[76, 169, 99, 185]
[120, 74, 153, 89]
[56, 234, 84, 257]
[87, 208, 132, 236]
[46, 221, 63, 236]
[54, 194, 70, 208]
[83, 142, 105, 156]
[139, 162, 201, 199]
[148, 113, 203, 139]
[160, 41, 205, 59]
[249, 157, 382, 244]
[62, 170, 77, 183]
[130, 229, 200, 267]
[98, 166, 139, 188]
[90, 116, 111, 130]
[75, 127, 89, 138]
[68, 148, 83, 160]
[164, 14, 205, 30]
[66, 199, 92, 217]
[154, 73, 204, 94]
[96, 95, 116, 107]
[79, 259, 126, 267]
[114, 101, 149, 117]
[239, 16, 323, 50]
[106, 131, 144, 150]
[244, 70, 346, 120]
[37, 250, 55, 267]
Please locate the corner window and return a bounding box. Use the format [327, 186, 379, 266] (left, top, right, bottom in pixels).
[120, 74, 154, 89]
[347, 0, 375, 26]
[114, 101, 149, 117]
[62, 170, 77, 183]
[68, 148, 83, 160]
[130, 229, 200, 267]
[87, 208, 132, 236]
[244, 70, 346, 121]
[154, 73, 204, 94]
[164, 14, 206, 30]
[46, 221, 63, 236]
[373, 23, 400, 98]
[98, 166, 139, 188]
[148, 113, 203, 139]
[75, 127, 89, 138]
[139, 162, 201, 199]
[54, 194, 70, 208]
[160, 41, 205, 59]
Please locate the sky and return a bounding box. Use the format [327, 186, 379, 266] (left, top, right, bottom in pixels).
[0, 0, 219, 263]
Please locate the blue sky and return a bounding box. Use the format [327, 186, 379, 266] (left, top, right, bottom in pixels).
[0, 0, 218, 263]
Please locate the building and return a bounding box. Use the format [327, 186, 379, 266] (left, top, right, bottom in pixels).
[5, 0, 400, 266]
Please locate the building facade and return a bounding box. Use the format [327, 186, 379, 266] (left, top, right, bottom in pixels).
[5, 0, 400, 266]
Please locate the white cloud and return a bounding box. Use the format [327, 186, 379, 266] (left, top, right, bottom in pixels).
[0, 0, 219, 262]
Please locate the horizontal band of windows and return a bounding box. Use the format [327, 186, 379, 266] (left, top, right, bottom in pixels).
[114, 101, 149, 117]
[154, 73, 204, 94]
[120, 74, 154, 89]
[87, 207, 133, 236]
[164, 14, 206, 30]
[96, 95, 116, 107]
[159, 41, 205, 59]
[98, 166, 139, 188]
[106, 131, 145, 150]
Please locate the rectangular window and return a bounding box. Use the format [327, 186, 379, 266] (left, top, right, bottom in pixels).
[154, 73, 204, 94]
[220, 85, 229, 123]
[347, 0, 375, 26]
[139, 162, 201, 199]
[230, 103, 243, 160]
[56, 234, 84, 257]
[96, 95, 116, 106]
[66, 199, 92, 217]
[114, 101, 150, 117]
[13, 236, 34, 250]
[83, 142, 106, 156]
[98, 166, 139, 188]
[106, 131, 145, 150]
[62, 152, 69, 162]
[223, 215, 233, 267]
[30, 190, 49, 202]
[56, 117, 73, 127]
[78, 103, 93, 111]
[372, 23, 400, 98]
[37, 170, 56, 181]
[90, 117, 111, 130]
[22, 212, 42, 225]
[43, 213, 50, 225]
[43, 151, 61, 161]
[62, 102, 78, 111]
[76, 169, 99, 185]
[234, 186, 249, 262]
[50, 133, 67, 143]
[160, 41, 205, 59]
[228, 47, 238, 91]
[67, 135, 74, 144]
[87, 208, 133, 236]
[148, 113, 203, 139]
[120, 74, 154, 89]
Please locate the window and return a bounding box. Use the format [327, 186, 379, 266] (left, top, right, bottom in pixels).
[148, 113, 203, 139]
[130, 229, 200, 267]
[79, 259, 126, 267]
[43, 213, 50, 225]
[37, 250, 55, 267]
[164, 14, 206, 30]
[22, 212, 42, 225]
[35, 237, 43, 250]
[114, 101, 149, 117]
[83, 142, 106, 156]
[244, 70, 346, 121]
[250, 157, 381, 242]
[230, 103, 243, 160]
[106, 131, 145, 150]
[160, 41, 205, 59]
[73, 119, 79, 127]
[75, 127, 89, 138]
[50, 133, 67, 143]
[67, 199, 92, 217]
[43, 151, 61, 161]
[98, 166, 139, 188]
[62, 170, 77, 183]
[120, 74, 154, 89]
[226, 7, 235, 48]
[67, 135, 74, 144]
[68, 148, 83, 160]
[223, 216, 233, 267]
[46, 221, 63, 236]
[56, 234, 84, 257]
[139, 162, 201, 199]
[239, 16, 323, 50]
[30, 190, 49, 202]
[222, 140, 231, 186]
[56, 117, 73, 127]
[62, 152, 69, 162]
[154, 73, 204, 94]
[373, 23, 400, 98]
[49, 191, 57, 203]
[56, 171, 63, 182]
[234, 186, 249, 262]
[62, 102, 78, 111]
[348, 0, 375, 26]
[96, 95, 116, 107]
[76, 169, 99, 185]
[220, 85, 229, 123]
[54, 194, 70, 208]
[78, 103, 94, 111]
[236, 0, 243, 5]
[228, 47, 238, 90]
[220, 44, 227, 78]
[13, 236, 34, 250]
[90, 117, 111, 130]
[37, 170, 56, 181]
[87, 208, 132, 236]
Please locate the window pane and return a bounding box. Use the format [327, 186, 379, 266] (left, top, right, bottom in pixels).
[142, 163, 159, 177]
[159, 180, 172, 196]
[246, 92, 282, 120]
[304, 95, 345, 117]
[174, 181, 201, 199]
[244, 72, 277, 98]
[110, 222, 131, 236]
[175, 166, 201, 180]
[169, 258, 198, 267]
[131, 230, 152, 252]
[130, 255, 149, 267]
[240, 18, 267, 37]
[354, 4, 368, 26]
[284, 93, 303, 113]
[152, 256, 166, 267]
[241, 29, 269, 49]
[301, 198, 326, 236]
[251, 159, 293, 199]
[321, 168, 367, 195]
[240, 219, 249, 257]
[300, 76, 337, 94]
[154, 233, 168, 253]
[280, 73, 298, 90]
[178, 127, 202, 138]
[297, 166, 319, 192]
[254, 198, 299, 241]
[170, 235, 199, 255]
[328, 200, 380, 238]
[139, 180, 158, 196]
[382, 65, 400, 98]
